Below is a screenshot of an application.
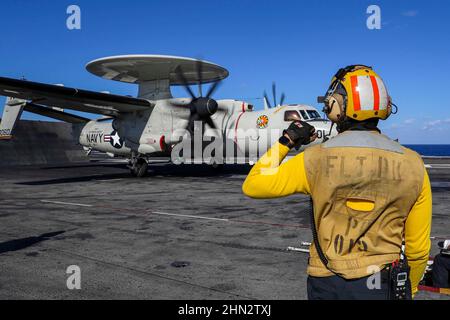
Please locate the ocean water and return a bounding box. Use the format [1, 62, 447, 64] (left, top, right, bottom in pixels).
[404, 145, 450, 157]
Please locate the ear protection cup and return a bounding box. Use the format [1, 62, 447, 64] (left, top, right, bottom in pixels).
[385, 105, 392, 119]
[384, 96, 392, 119]
[325, 93, 345, 122]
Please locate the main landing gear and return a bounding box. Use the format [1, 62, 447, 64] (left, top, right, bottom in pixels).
[128, 154, 148, 177]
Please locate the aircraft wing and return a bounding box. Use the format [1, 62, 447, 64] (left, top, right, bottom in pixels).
[0, 76, 153, 116]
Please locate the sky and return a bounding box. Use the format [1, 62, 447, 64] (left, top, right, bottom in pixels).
[0, 0, 449, 144]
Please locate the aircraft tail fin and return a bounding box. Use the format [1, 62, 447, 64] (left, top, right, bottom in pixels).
[0, 97, 26, 140]
[263, 96, 269, 110]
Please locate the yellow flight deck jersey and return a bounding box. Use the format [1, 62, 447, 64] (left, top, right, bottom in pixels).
[242, 131, 432, 295]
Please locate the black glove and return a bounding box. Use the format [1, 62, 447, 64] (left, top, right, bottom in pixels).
[279, 121, 316, 148]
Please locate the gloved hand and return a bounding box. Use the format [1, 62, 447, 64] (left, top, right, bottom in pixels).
[280, 121, 317, 148]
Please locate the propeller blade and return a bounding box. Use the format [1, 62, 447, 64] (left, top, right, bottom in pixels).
[280, 93, 286, 106]
[206, 81, 221, 98]
[175, 66, 196, 99]
[204, 116, 217, 130]
[196, 60, 203, 97]
[264, 91, 273, 109]
[186, 112, 201, 135]
[272, 82, 277, 107]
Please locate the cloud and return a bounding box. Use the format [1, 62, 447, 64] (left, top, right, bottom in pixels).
[402, 10, 418, 17]
[383, 117, 450, 143]
[389, 117, 450, 131]
[422, 118, 450, 130]
[388, 118, 416, 129]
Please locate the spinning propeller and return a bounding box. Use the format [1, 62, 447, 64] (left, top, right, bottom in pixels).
[171, 60, 224, 135]
[263, 82, 286, 108]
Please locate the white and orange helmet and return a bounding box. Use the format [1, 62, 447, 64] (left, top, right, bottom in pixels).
[319, 65, 393, 122]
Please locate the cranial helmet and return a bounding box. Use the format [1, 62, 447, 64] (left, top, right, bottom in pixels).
[318, 65, 394, 123]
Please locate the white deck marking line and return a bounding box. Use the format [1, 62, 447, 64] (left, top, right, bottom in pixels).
[40, 200, 290, 225]
[40, 200, 93, 207]
[41, 200, 228, 221]
[151, 211, 229, 222]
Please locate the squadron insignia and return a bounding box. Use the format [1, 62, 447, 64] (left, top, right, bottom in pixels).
[256, 115, 269, 129]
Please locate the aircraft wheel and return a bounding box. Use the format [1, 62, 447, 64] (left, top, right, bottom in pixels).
[131, 158, 148, 177]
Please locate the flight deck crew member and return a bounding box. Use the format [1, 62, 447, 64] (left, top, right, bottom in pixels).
[242, 65, 432, 299]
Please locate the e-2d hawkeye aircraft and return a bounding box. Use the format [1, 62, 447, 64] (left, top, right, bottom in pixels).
[0, 55, 337, 177]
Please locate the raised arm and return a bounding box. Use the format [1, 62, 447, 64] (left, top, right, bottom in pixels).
[242, 121, 317, 199]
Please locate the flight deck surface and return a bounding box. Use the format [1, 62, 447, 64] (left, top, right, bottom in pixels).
[0, 160, 449, 300]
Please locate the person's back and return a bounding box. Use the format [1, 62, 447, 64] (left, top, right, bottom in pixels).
[304, 131, 429, 288]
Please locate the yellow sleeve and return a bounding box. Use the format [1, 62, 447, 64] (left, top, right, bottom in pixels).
[405, 169, 432, 297]
[242, 142, 311, 198]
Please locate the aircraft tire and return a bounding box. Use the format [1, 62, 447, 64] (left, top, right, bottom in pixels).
[135, 159, 148, 178]
[131, 158, 148, 177]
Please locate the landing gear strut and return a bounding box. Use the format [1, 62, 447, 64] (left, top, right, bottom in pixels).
[128, 155, 148, 177]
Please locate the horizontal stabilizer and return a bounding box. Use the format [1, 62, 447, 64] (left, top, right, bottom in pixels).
[23, 103, 89, 124]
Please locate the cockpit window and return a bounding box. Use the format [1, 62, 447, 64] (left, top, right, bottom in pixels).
[299, 110, 309, 120]
[306, 110, 321, 119]
[284, 110, 302, 121]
